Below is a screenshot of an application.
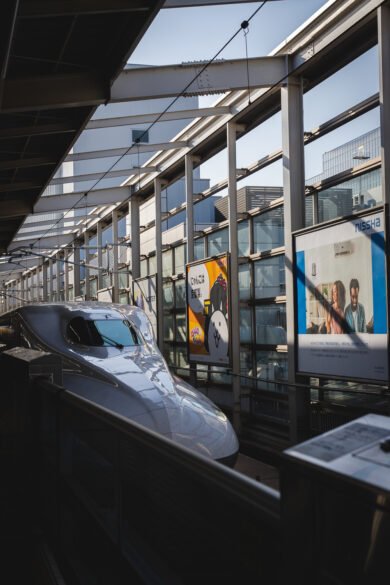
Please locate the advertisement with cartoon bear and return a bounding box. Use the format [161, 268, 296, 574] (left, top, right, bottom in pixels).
[186, 254, 230, 365]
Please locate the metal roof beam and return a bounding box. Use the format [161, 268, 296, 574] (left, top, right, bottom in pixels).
[1, 73, 108, 113]
[16, 225, 80, 237]
[21, 214, 100, 230]
[66, 141, 189, 162]
[50, 167, 158, 186]
[164, 0, 276, 5]
[111, 57, 287, 102]
[19, 0, 154, 18]
[0, 120, 79, 139]
[34, 187, 130, 213]
[0, 156, 57, 171]
[0, 198, 32, 219]
[8, 233, 75, 252]
[86, 106, 231, 128]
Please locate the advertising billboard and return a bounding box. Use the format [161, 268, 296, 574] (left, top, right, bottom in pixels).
[295, 209, 388, 382]
[133, 276, 157, 340]
[186, 254, 230, 365]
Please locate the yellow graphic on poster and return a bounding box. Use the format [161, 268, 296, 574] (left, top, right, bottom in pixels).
[186, 254, 230, 365]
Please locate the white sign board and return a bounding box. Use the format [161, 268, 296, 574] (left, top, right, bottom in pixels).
[295, 210, 388, 382]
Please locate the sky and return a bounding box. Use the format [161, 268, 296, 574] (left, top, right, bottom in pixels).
[126, 1, 380, 193]
[130, 1, 328, 66]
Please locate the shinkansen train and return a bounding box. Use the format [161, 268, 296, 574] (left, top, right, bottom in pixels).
[0, 302, 239, 465]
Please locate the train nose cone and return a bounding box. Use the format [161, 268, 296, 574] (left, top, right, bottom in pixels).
[163, 378, 239, 464]
[81, 349, 239, 464]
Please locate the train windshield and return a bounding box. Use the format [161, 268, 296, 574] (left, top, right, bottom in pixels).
[67, 317, 140, 348]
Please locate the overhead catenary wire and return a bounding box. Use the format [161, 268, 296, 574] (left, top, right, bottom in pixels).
[15, 1, 268, 255]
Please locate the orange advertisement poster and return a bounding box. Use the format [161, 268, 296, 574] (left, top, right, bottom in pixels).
[186, 254, 230, 365]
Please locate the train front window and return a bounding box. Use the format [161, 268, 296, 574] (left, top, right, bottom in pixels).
[67, 317, 140, 347]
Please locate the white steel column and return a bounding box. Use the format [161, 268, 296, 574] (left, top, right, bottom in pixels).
[379, 4, 390, 208]
[281, 75, 309, 443]
[73, 243, 81, 298]
[185, 154, 195, 263]
[378, 4, 390, 381]
[112, 211, 119, 303]
[84, 232, 91, 300]
[185, 154, 197, 385]
[42, 261, 48, 302]
[227, 121, 241, 433]
[32, 269, 37, 302]
[21, 276, 25, 305]
[130, 195, 141, 282]
[64, 252, 69, 300]
[155, 179, 164, 349]
[97, 222, 104, 290]
[55, 252, 62, 301]
[48, 259, 53, 301]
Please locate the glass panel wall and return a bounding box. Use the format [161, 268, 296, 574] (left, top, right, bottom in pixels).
[254, 255, 285, 299]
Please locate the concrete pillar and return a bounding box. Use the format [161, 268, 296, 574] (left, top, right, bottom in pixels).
[281, 74, 310, 443]
[227, 121, 242, 433]
[112, 210, 119, 303]
[155, 179, 164, 349]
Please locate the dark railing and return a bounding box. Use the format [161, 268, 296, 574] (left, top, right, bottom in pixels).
[34, 378, 281, 585]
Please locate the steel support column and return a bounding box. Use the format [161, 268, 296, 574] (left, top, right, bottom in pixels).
[185, 154, 195, 264]
[112, 211, 119, 303]
[227, 122, 241, 433]
[281, 75, 309, 443]
[42, 261, 48, 302]
[185, 154, 197, 385]
[73, 244, 81, 298]
[155, 179, 164, 349]
[20, 275, 25, 305]
[64, 252, 69, 301]
[48, 260, 53, 302]
[130, 195, 141, 285]
[84, 232, 91, 300]
[379, 5, 390, 201]
[97, 222, 104, 290]
[378, 4, 390, 385]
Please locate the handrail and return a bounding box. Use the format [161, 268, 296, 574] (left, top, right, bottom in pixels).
[34, 377, 281, 584]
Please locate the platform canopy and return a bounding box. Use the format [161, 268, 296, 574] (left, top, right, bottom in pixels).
[0, 0, 163, 252]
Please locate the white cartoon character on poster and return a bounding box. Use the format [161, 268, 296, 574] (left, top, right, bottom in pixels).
[204, 273, 229, 361]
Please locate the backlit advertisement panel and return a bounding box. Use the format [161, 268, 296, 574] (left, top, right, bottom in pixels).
[295, 210, 388, 382]
[186, 254, 230, 365]
[133, 276, 157, 340]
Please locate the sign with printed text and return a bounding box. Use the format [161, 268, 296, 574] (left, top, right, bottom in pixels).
[186, 254, 230, 365]
[295, 209, 388, 382]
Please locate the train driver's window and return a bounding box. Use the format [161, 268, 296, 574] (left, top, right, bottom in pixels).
[67, 316, 94, 345]
[67, 316, 140, 348]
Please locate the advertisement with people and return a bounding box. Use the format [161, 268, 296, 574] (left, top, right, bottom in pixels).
[186, 254, 230, 365]
[295, 210, 388, 382]
[133, 276, 158, 340]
